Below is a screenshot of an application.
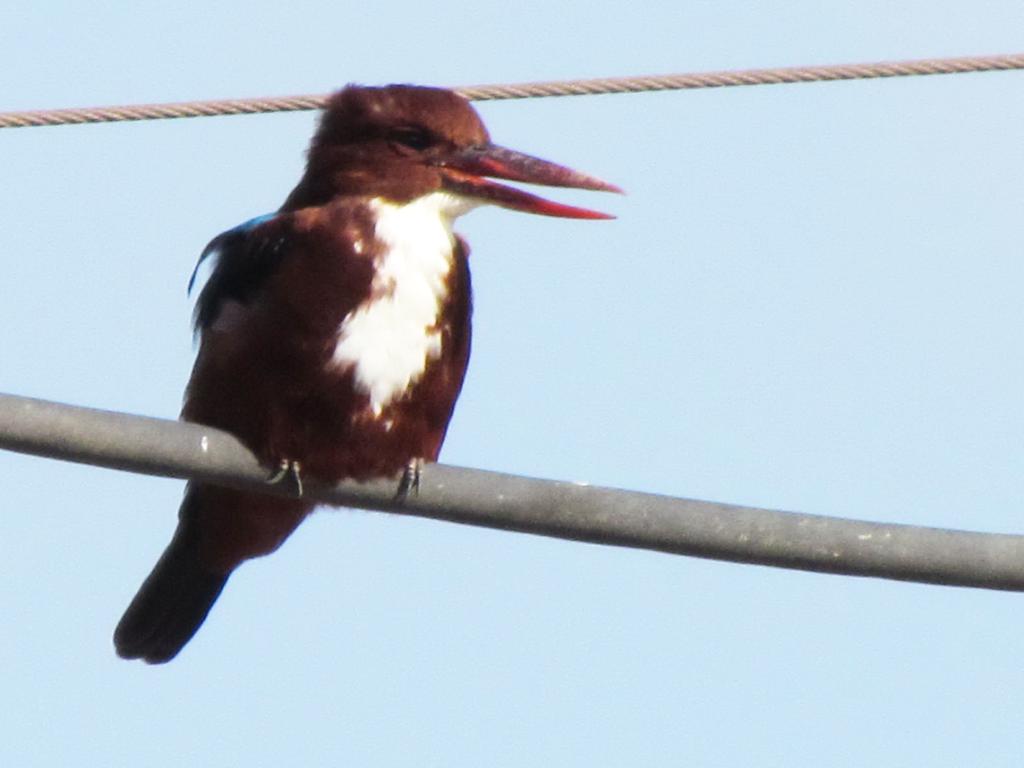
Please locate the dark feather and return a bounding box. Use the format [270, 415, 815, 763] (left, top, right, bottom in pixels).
[114, 488, 228, 664]
[190, 213, 291, 332]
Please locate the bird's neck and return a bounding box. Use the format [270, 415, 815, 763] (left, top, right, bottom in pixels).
[329, 192, 475, 417]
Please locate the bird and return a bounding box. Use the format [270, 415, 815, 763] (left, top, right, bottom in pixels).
[113, 83, 619, 663]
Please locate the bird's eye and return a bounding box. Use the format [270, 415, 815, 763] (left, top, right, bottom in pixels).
[388, 127, 434, 152]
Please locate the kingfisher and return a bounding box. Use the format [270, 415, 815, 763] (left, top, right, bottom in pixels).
[113, 84, 619, 663]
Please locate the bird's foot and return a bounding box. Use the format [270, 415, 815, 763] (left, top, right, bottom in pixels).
[395, 457, 424, 501]
[267, 458, 304, 498]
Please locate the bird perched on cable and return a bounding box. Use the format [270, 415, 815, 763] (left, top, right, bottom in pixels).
[113, 83, 619, 663]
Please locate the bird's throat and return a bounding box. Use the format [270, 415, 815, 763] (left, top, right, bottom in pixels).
[329, 193, 469, 417]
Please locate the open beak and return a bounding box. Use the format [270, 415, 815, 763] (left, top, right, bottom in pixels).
[437, 144, 622, 220]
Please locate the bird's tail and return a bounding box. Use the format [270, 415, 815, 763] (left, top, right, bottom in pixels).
[113, 493, 228, 664]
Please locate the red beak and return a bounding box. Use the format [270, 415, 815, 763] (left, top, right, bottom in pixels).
[437, 144, 622, 220]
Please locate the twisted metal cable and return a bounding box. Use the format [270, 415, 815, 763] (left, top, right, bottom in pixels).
[2, 52, 1022, 130]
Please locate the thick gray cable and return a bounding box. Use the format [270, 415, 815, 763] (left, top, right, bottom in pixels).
[2, 392, 1022, 591]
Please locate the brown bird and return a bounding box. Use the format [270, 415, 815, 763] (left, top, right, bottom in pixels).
[114, 84, 619, 663]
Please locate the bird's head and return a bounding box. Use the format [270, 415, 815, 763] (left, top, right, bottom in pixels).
[286, 84, 620, 218]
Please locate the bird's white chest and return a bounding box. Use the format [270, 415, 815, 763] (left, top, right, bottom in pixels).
[330, 193, 472, 416]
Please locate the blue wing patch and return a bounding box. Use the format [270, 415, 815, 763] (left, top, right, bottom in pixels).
[190, 212, 292, 332]
[188, 213, 279, 294]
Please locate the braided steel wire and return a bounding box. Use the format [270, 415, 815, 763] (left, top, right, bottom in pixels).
[2, 52, 1022, 129]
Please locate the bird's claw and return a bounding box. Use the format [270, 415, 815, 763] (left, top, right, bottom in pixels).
[267, 458, 304, 498]
[395, 457, 424, 501]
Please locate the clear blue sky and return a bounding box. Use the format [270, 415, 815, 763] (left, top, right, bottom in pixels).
[3, 2, 1024, 765]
